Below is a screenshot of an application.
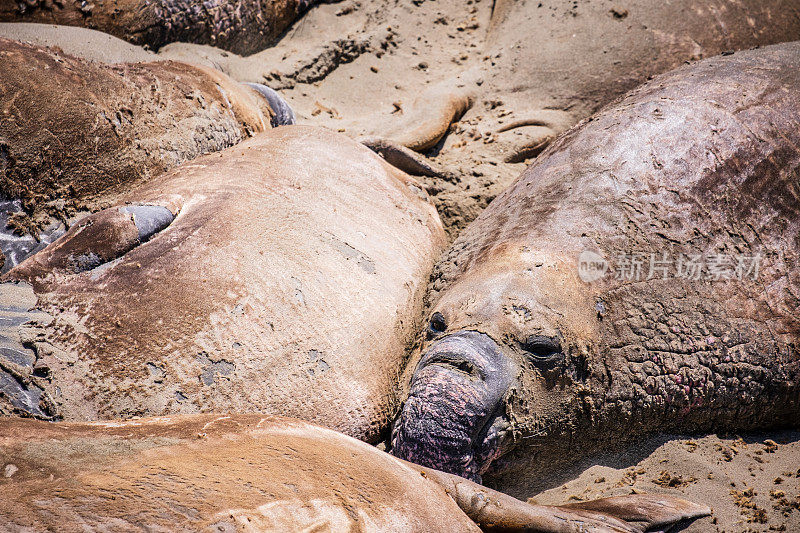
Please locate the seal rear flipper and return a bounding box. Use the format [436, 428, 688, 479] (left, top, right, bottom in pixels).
[360, 137, 450, 178]
[4, 204, 175, 284]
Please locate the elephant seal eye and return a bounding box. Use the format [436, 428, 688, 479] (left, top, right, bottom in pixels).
[520, 335, 563, 369]
[428, 312, 447, 336]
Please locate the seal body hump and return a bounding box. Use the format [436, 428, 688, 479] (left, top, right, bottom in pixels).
[2, 126, 446, 445]
[0, 38, 273, 262]
[391, 43, 800, 493]
[0, 414, 479, 532]
[486, 0, 800, 124]
[0, 0, 320, 55]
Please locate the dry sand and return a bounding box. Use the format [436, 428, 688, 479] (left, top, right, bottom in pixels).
[1, 2, 799, 530]
[533, 430, 800, 532]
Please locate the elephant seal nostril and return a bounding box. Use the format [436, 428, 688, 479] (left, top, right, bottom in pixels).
[424, 353, 480, 380]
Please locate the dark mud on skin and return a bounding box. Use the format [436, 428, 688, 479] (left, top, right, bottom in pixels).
[0, 201, 65, 273]
[391, 331, 516, 482]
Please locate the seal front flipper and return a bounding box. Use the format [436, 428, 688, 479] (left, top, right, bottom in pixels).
[379, 78, 475, 153]
[494, 109, 573, 163]
[360, 137, 451, 178]
[562, 495, 712, 532]
[5, 204, 176, 283]
[414, 464, 709, 532]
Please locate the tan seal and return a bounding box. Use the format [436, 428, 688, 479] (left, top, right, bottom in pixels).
[1, 126, 446, 445]
[0, 38, 275, 250]
[0, 413, 710, 532]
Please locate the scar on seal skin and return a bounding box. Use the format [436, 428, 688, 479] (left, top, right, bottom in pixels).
[391, 43, 800, 496]
[0, 414, 710, 532]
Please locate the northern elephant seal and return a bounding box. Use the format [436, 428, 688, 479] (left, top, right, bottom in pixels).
[388, 0, 800, 158]
[0, 38, 290, 268]
[367, 0, 800, 235]
[1, 126, 445, 446]
[0, 0, 331, 55]
[390, 43, 800, 493]
[0, 414, 710, 532]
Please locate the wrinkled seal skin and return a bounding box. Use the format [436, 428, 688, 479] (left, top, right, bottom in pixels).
[392, 43, 800, 495]
[0, 414, 710, 532]
[0, 38, 273, 243]
[0, 0, 328, 55]
[1, 126, 446, 446]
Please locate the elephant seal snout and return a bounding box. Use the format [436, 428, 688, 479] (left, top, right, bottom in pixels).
[391, 330, 516, 482]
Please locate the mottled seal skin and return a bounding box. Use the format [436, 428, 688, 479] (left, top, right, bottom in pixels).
[0, 414, 709, 532]
[391, 43, 800, 495]
[1, 126, 446, 446]
[0, 0, 329, 55]
[0, 38, 275, 262]
[391, 331, 515, 482]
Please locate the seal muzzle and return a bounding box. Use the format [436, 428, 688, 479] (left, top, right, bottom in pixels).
[390, 331, 516, 481]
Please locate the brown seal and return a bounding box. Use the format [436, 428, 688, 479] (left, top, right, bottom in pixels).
[0, 126, 446, 445]
[0, 413, 710, 532]
[0, 0, 329, 55]
[390, 43, 800, 494]
[0, 38, 274, 249]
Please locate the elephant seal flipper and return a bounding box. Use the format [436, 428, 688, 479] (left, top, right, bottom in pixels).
[6, 204, 176, 279]
[118, 205, 175, 242]
[414, 464, 709, 532]
[243, 82, 297, 126]
[360, 138, 448, 178]
[381, 81, 475, 153]
[562, 495, 712, 531]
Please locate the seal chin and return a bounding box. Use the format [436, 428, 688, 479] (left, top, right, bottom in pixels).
[390, 331, 516, 481]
